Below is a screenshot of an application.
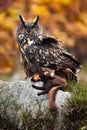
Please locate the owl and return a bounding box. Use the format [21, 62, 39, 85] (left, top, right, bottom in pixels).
[16, 15, 81, 82]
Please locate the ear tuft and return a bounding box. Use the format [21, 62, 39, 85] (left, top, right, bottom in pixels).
[33, 15, 39, 26]
[19, 15, 26, 28]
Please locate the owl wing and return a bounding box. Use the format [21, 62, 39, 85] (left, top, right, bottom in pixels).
[40, 36, 81, 70]
[24, 36, 81, 74]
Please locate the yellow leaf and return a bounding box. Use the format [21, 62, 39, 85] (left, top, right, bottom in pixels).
[31, 5, 49, 15]
[58, 0, 71, 5]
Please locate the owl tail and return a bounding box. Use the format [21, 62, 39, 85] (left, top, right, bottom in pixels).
[64, 68, 78, 82]
[62, 52, 82, 70]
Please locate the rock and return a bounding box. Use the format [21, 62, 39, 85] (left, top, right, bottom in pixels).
[0, 78, 71, 129]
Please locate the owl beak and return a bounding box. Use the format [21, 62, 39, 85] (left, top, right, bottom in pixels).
[32, 15, 39, 27]
[19, 15, 26, 28]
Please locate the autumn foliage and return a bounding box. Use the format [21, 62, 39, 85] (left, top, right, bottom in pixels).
[0, 0, 87, 74]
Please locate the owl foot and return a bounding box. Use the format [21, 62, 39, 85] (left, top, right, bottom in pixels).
[31, 70, 54, 82]
[31, 73, 41, 82]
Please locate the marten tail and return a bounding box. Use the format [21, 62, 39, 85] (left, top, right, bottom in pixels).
[48, 86, 59, 112]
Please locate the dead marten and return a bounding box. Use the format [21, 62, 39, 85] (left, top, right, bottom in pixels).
[32, 74, 67, 96]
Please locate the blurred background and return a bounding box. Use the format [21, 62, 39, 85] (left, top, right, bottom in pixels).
[0, 0, 87, 82]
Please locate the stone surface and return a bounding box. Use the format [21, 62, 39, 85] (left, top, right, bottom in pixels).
[0, 78, 71, 129]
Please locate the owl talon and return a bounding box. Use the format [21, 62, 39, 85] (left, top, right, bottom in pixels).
[43, 70, 55, 78]
[31, 73, 41, 82]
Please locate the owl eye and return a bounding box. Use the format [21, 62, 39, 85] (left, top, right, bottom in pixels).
[18, 34, 26, 44]
[18, 34, 25, 41]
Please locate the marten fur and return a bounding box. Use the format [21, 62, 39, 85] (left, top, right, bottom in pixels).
[32, 74, 67, 96]
[48, 86, 59, 112]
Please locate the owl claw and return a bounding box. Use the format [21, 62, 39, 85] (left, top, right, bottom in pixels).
[31, 73, 41, 82]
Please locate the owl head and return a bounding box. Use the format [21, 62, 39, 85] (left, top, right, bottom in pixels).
[17, 15, 42, 46]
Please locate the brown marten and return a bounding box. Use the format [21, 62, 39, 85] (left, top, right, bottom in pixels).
[31, 67, 78, 96]
[31, 72, 67, 113]
[32, 73, 67, 96]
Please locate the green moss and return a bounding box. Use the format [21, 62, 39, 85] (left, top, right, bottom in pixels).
[80, 65, 87, 74]
[66, 82, 87, 130]
[20, 108, 55, 130]
[68, 82, 87, 106]
[0, 102, 55, 130]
